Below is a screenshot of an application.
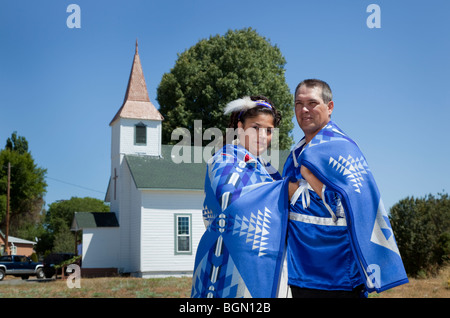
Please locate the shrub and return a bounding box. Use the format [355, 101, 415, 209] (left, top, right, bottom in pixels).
[390, 193, 450, 277]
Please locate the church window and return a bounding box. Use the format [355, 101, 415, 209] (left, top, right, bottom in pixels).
[175, 214, 192, 254]
[135, 122, 147, 145]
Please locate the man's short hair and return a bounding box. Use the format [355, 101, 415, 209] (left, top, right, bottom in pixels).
[295, 79, 333, 104]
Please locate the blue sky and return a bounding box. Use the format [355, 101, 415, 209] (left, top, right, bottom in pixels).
[1, 0, 449, 211]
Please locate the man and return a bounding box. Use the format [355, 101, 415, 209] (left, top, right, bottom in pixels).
[283, 79, 408, 298]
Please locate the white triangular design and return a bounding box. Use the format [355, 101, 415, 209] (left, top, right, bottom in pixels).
[223, 255, 252, 298]
[233, 221, 241, 235]
[328, 154, 373, 194]
[232, 207, 272, 257]
[331, 159, 338, 169]
[370, 199, 400, 255]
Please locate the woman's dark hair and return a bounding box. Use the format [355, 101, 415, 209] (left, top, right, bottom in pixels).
[227, 95, 282, 129]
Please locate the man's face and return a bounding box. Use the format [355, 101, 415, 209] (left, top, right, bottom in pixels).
[295, 85, 333, 142]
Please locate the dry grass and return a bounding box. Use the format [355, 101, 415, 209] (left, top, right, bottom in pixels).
[0, 266, 449, 298]
[372, 265, 450, 298]
[0, 276, 192, 298]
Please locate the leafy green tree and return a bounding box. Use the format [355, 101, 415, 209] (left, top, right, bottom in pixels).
[52, 224, 76, 254]
[390, 193, 450, 276]
[0, 132, 47, 236]
[157, 27, 294, 150]
[5, 132, 29, 155]
[45, 197, 110, 233]
[38, 197, 109, 254]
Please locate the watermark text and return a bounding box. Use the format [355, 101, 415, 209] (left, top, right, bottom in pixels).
[366, 4, 381, 29]
[66, 4, 81, 29]
[170, 120, 280, 169]
[66, 264, 81, 288]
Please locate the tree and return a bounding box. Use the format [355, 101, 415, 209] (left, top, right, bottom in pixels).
[0, 132, 47, 237]
[390, 193, 450, 277]
[38, 197, 110, 254]
[157, 28, 294, 150]
[45, 197, 109, 233]
[52, 224, 76, 254]
[5, 132, 29, 155]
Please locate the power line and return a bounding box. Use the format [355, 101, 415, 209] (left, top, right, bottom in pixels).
[47, 176, 105, 194]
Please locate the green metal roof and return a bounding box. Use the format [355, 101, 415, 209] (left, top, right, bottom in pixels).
[124, 145, 291, 190]
[71, 212, 119, 230]
[125, 145, 207, 190]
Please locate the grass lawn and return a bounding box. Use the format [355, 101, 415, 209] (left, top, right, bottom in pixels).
[0, 265, 448, 298]
[372, 265, 450, 298]
[0, 276, 192, 298]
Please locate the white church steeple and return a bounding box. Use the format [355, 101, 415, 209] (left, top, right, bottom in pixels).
[110, 40, 164, 126]
[110, 40, 163, 159]
[107, 41, 163, 209]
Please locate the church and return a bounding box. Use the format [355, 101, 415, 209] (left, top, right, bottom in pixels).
[71, 42, 207, 278]
[71, 41, 289, 278]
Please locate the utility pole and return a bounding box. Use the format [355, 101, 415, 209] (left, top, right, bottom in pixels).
[5, 162, 10, 255]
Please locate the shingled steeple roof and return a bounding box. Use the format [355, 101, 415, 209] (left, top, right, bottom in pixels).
[110, 40, 164, 126]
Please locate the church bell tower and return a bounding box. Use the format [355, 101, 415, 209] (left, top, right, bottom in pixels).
[107, 40, 164, 215]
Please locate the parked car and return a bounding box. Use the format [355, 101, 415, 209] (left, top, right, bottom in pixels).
[42, 253, 76, 278]
[0, 255, 45, 281]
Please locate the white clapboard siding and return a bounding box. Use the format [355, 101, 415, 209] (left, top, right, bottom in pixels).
[82, 228, 120, 268]
[112, 118, 162, 159]
[118, 159, 143, 273]
[139, 189, 205, 276]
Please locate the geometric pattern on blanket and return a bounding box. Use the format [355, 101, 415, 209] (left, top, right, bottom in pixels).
[329, 155, 370, 193]
[232, 207, 272, 257]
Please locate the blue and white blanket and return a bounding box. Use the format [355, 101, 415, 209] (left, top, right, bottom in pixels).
[289, 121, 408, 293]
[191, 144, 290, 298]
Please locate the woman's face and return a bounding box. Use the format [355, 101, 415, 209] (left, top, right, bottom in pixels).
[237, 113, 275, 156]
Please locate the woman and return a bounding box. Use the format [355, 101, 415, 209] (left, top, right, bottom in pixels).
[191, 95, 298, 298]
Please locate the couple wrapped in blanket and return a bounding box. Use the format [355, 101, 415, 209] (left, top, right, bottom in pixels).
[191, 83, 408, 298]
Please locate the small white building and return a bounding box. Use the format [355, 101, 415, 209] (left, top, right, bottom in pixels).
[72, 42, 206, 277]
